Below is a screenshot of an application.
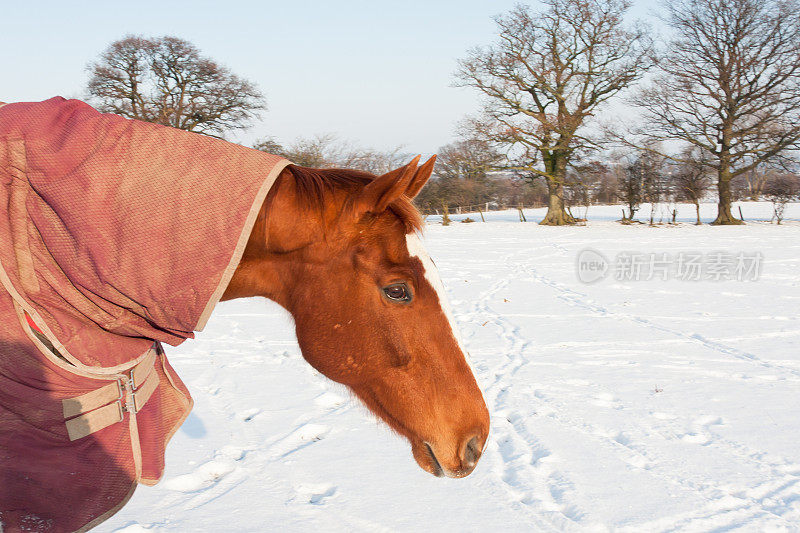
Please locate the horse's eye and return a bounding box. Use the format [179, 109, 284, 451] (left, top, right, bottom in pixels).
[383, 283, 411, 303]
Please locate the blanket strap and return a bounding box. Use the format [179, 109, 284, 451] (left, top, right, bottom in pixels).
[62, 346, 160, 441]
[7, 137, 40, 294]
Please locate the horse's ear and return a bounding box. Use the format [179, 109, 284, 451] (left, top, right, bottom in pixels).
[355, 155, 421, 215]
[404, 155, 436, 199]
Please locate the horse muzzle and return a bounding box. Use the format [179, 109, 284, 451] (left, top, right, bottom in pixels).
[411, 432, 486, 478]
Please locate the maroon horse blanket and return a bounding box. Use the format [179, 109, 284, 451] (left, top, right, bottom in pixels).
[0, 98, 288, 532]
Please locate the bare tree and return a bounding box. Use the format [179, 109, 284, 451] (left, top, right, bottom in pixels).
[764, 174, 799, 224]
[455, 1, 653, 225]
[338, 147, 409, 175]
[672, 148, 713, 224]
[584, 161, 619, 204]
[87, 35, 265, 137]
[615, 150, 665, 222]
[566, 160, 610, 219]
[436, 139, 502, 182]
[254, 134, 407, 174]
[627, 0, 800, 224]
[252, 137, 286, 158]
[742, 162, 770, 201]
[617, 154, 647, 221]
[413, 172, 549, 216]
[412, 139, 503, 212]
[642, 153, 670, 225]
[256, 133, 343, 168]
[736, 158, 797, 201]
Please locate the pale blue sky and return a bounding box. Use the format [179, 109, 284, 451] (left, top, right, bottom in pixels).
[0, 1, 659, 155]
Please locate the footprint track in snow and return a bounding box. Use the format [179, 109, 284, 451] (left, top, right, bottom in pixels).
[159, 447, 252, 512]
[453, 248, 800, 530]
[678, 416, 723, 445]
[513, 259, 800, 379]
[313, 391, 346, 409]
[235, 408, 262, 422]
[455, 257, 584, 529]
[292, 483, 338, 505]
[505, 252, 800, 527]
[590, 392, 623, 409]
[163, 459, 237, 493]
[269, 423, 331, 458]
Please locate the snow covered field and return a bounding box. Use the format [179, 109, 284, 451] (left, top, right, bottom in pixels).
[102, 202, 800, 532]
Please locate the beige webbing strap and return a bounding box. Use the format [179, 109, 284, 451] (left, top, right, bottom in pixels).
[6, 137, 40, 294]
[132, 370, 159, 412]
[62, 379, 122, 418]
[63, 346, 159, 441]
[65, 402, 124, 441]
[131, 348, 157, 389]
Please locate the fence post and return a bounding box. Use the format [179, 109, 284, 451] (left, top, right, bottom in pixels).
[442, 202, 450, 226]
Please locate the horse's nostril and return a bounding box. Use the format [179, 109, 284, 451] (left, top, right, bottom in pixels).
[462, 435, 481, 468]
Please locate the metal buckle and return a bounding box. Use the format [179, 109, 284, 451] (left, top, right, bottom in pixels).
[116, 371, 138, 414]
[118, 396, 137, 414]
[115, 399, 125, 421]
[115, 377, 125, 401]
[125, 395, 137, 414]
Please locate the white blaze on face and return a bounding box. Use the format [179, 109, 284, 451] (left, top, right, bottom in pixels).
[405, 233, 477, 380]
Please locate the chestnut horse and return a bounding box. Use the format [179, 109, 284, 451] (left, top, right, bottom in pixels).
[222, 155, 490, 477]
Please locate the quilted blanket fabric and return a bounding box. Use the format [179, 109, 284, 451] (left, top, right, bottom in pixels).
[0, 98, 289, 532]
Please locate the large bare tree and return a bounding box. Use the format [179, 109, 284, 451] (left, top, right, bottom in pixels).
[87, 35, 265, 137]
[455, 0, 653, 225]
[629, 0, 800, 224]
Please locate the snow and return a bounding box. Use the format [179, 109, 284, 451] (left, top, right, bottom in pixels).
[101, 202, 800, 532]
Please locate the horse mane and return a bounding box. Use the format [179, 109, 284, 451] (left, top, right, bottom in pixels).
[283, 164, 423, 233]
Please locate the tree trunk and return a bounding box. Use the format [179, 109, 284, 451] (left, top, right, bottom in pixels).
[539, 157, 575, 226]
[695, 202, 701, 225]
[712, 152, 744, 225]
[540, 181, 575, 225]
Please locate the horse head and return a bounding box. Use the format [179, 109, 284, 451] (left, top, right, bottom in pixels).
[224, 156, 490, 477]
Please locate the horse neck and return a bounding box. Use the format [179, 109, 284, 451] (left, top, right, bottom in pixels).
[220, 169, 334, 305]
